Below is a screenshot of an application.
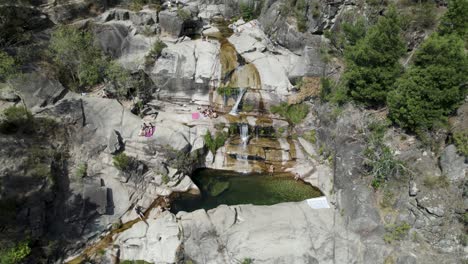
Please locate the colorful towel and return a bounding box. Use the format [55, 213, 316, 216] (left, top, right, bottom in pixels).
[145, 126, 155, 137]
[192, 112, 200, 120]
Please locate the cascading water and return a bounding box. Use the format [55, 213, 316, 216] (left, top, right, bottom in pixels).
[240, 123, 249, 146]
[229, 87, 246, 116]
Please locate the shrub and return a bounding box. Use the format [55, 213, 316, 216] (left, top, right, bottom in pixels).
[204, 131, 228, 155]
[105, 61, 134, 98]
[177, 8, 191, 20]
[388, 33, 467, 132]
[113, 152, 131, 171]
[364, 120, 406, 189]
[217, 86, 239, 97]
[239, 1, 262, 21]
[145, 40, 167, 66]
[383, 222, 411, 243]
[241, 258, 254, 264]
[344, 6, 406, 106]
[0, 106, 33, 134]
[162, 174, 170, 184]
[75, 162, 88, 178]
[453, 131, 468, 157]
[303, 130, 317, 144]
[166, 146, 200, 174]
[0, 51, 17, 82]
[0, 240, 31, 264]
[271, 102, 309, 125]
[49, 25, 108, 90]
[438, 0, 468, 38]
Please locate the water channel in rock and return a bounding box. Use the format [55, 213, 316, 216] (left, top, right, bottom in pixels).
[171, 169, 322, 213]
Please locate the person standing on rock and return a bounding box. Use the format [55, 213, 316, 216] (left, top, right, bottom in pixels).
[268, 164, 274, 176]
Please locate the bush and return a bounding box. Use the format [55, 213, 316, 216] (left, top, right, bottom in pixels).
[239, 1, 262, 21]
[0, 240, 31, 264]
[383, 222, 411, 243]
[271, 102, 309, 125]
[0, 106, 33, 134]
[412, 2, 437, 30]
[75, 162, 88, 178]
[204, 131, 228, 155]
[388, 34, 467, 132]
[344, 6, 406, 106]
[303, 130, 316, 144]
[438, 0, 468, 38]
[217, 86, 239, 97]
[177, 8, 191, 20]
[0, 51, 17, 82]
[145, 40, 167, 66]
[364, 120, 406, 189]
[113, 152, 131, 171]
[453, 131, 468, 157]
[49, 25, 108, 90]
[105, 61, 134, 98]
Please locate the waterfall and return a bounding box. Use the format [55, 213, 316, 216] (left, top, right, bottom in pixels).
[229, 87, 246, 116]
[240, 123, 249, 146]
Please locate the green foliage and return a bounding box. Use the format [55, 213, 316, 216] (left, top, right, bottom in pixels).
[0, 106, 32, 134]
[75, 162, 88, 178]
[271, 102, 309, 125]
[383, 222, 411, 243]
[113, 152, 131, 171]
[438, 0, 468, 39]
[388, 33, 467, 132]
[166, 146, 201, 174]
[242, 103, 255, 112]
[145, 40, 167, 66]
[295, 0, 308, 32]
[453, 131, 468, 157]
[303, 130, 317, 144]
[49, 25, 107, 90]
[239, 1, 262, 21]
[204, 131, 228, 155]
[344, 6, 406, 106]
[364, 120, 406, 189]
[105, 61, 134, 98]
[342, 18, 367, 46]
[0, 240, 31, 264]
[25, 147, 52, 179]
[240, 258, 254, 264]
[217, 86, 239, 97]
[423, 175, 449, 189]
[177, 8, 192, 20]
[162, 174, 170, 184]
[319, 77, 349, 105]
[0, 51, 17, 82]
[380, 189, 395, 208]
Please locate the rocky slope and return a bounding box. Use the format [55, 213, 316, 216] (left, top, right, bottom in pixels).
[0, 0, 466, 264]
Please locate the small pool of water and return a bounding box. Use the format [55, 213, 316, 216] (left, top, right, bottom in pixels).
[171, 169, 322, 213]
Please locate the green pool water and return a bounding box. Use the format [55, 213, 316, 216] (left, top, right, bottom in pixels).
[171, 169, 322, 213]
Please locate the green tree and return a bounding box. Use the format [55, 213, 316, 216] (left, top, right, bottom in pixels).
[438, 0, 468, 39]
[0, 51, 16, 82]
[344, 6, 406, 106]
[388, 33, 468, 131]
[0, 240, 31, 264]
[49, 25, 107, 90]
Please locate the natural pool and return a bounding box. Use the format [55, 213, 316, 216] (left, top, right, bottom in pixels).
[171, 169, 322, 213]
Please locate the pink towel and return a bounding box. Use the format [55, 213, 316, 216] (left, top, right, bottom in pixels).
[192, 112, 200, 120]
[145, 126, 155, 137]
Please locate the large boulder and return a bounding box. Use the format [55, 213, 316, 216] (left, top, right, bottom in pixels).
[440, 144, 466, 182]
[150, 39, 220, 105]
[159, 9, 185, 37]
[178, 202, 362, 264]
[11, 72, 67, 112]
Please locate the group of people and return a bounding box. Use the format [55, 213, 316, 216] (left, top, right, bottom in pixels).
[200, 107, 218, 119]
[139, 123, 155, 137]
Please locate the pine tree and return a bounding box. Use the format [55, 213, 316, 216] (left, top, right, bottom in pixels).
[344, 6, 406, 106]
[388, 33, 468, 131]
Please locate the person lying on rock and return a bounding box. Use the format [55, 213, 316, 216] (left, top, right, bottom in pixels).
[139, 123, 148, 136]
